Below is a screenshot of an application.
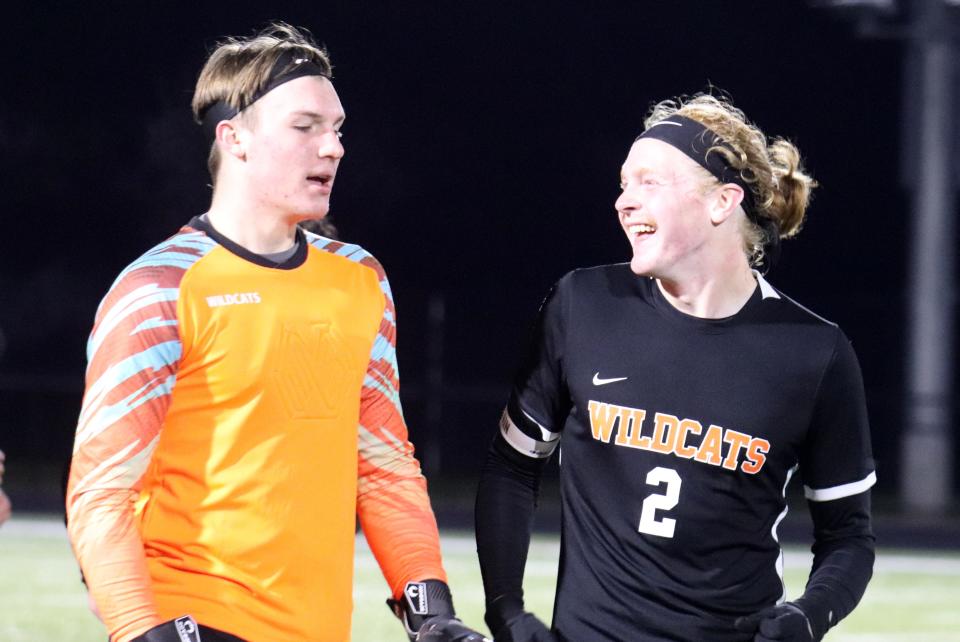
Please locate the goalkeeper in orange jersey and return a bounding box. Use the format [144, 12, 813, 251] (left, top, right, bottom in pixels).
[66, 22, 486, 642]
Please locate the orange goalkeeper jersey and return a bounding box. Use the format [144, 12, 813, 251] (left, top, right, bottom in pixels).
[67, 217, 446, 642]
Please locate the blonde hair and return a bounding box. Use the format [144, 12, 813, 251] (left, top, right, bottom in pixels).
[644, 93, 817, 266]
[191, 22, 332, 180]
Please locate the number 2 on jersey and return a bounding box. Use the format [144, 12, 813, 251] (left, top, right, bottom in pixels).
[638, 467, 682, 538]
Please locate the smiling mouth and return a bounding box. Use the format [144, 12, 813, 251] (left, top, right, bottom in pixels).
[628, 223, 656, 238]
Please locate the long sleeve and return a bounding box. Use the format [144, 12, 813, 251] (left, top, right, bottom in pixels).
[475, 428, 549, 633]
[475, 280, 568, 633]
[795, 492, 875, 637]
[355, 261, 446, 598]
[795, 331, 876, 637]
[66, 261, 185, 642]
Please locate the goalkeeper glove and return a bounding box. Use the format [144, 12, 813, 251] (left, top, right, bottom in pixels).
[388, 579, 487, 642]
[734, 602, 820, 642]
[131, 616, 202, 642]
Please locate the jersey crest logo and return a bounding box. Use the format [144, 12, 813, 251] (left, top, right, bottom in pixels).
[403, 581, 429, 615]
[270, 320, 352, 419]
[174, 615, 201, 642]
[593, 372, 628, 386]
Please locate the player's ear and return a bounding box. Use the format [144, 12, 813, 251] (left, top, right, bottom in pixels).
[215, 119, 247, 161]
[709, 183, 744, 225]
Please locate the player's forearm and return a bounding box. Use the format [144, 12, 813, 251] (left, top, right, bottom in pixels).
[798, 536, 874, 628]
[474, 437, 543, 631]
[359, 469, 447, 596]
[797, 492, 875, 637]
[67, 487, 162, 642]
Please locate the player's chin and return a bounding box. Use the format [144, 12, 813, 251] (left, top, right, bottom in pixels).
[295, 199, 331, 220]
[629, 254, 655, 277]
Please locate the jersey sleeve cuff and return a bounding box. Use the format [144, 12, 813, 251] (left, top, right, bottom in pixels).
[804, 471, 876, 502]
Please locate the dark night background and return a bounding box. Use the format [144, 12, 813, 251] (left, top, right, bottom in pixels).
[0, 1, 950, 514]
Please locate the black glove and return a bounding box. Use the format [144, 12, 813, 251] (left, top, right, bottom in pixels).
[734, 602, 819, 642]
[389, 579, 476, 642]
[132, 616, 202, 642]
[416, 617, 491, 641]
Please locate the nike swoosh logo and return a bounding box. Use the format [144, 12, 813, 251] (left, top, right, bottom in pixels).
[593, 373, 628, 386]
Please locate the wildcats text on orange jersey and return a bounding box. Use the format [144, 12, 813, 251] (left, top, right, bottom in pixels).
[587, 400, 769, 474]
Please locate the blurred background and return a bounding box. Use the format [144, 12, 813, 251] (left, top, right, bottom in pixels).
[0, 0, 957, 540]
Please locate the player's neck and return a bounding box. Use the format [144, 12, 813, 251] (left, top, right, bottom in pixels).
[206, 188, 299, 255]
[656, 258, 756, 319]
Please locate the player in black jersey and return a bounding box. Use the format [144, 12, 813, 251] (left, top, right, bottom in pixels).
[475, 93, 875, 642]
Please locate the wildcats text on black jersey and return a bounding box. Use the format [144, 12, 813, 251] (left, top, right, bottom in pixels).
[587, 400, 770, 474]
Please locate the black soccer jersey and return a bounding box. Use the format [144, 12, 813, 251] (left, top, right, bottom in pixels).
[493, 264, 875, 642]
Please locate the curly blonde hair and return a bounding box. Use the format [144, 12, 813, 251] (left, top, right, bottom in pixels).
[644, 93, 817, 266]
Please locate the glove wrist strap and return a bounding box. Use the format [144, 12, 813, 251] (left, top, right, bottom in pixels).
[388, 579, 456, 640]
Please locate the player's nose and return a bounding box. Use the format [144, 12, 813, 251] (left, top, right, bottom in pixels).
[615, 189, 639, 219]
[319, 131, 344, 160]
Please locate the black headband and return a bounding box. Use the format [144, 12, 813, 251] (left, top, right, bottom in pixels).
[636, 114, 780, 268]
[199, 49, 330, 141]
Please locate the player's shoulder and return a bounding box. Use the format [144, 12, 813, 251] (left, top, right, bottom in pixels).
[755, 275, 854, 363]
[756, 275, 840, 330]
[92, 225, 215, 324]
[108, 225, 217, 296]
[303, 231, 386, 280]
[556, 262, 633, 290]
[553, 262, 647, 306]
